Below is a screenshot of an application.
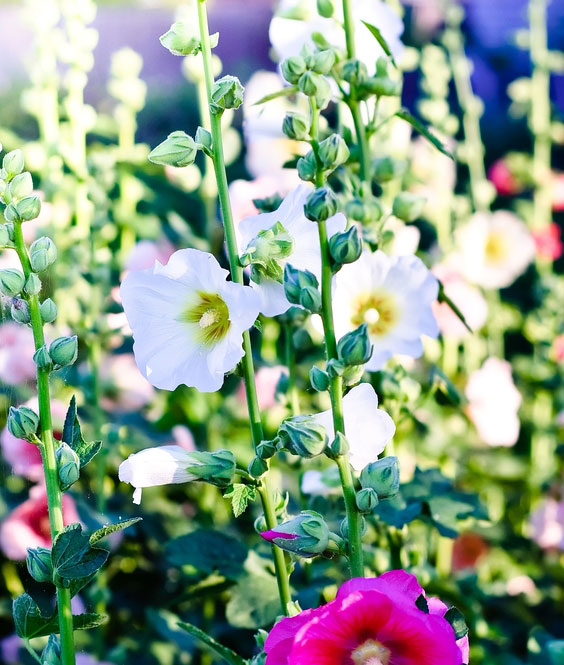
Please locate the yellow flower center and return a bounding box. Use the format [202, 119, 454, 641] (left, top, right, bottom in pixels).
[351, 639, 391, 665]
[484, 230, 508, 264]
[182, 292, 231, 347]
[351, 291, 398, 337]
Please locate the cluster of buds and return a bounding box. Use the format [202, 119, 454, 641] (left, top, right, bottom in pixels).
[283, 264, 321, 313]
[281, 42, 337, 111]
[240, 221, 294, 284]
[356, 456, 400, 513]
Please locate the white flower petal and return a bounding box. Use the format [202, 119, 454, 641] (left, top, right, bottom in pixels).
[119, 445, 197, 491]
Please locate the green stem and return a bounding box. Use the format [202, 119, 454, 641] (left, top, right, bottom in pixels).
[197, 0, 291, 613]
[13, 222, 76, 665]
[283, 322, 300, 416]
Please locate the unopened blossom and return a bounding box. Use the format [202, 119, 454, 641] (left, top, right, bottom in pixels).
[0, 485, 79, 560]
[125, 239, 175, 272]
[120, 248, 260, 392]
[0, 322, 37, 386]
[332, 250, 439, 370]
[529, 497, 564, 550]
[488, 158, 519, 196]
[455, 211, 535, 289]
[99, 353, 155, 412]
[532, 223, 563, 261]
[312, 383, 395, 471]
[238, 185, 346, 317]
[466, 358, 522, 447]
[270, 0, 404, 75]
[265, 570, 466, 665]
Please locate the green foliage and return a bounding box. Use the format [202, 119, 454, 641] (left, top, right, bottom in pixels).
[51, 524, 109, 587]
[224, 484, 258, 518]
[62, 396, 102, 468]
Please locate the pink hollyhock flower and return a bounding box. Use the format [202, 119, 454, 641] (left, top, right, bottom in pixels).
[0, 485, 80, 560]
[488, 159, 519, 197]
[265, 570, 467, 665]
[237, 365, 286, 411]
[532, 224, 563, 261]
[0, 322, 37, 386]
[529, 497, 564, 550]
[465, 358, 521, 447]
[452, 532, 489, 571]
[125, 239, 175, 272]
[554, 335, 564, 363]
[99, 353, 155, 412]
[551, 174, 564, 212]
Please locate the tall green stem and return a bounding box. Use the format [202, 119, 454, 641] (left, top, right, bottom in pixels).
[13, 222, 76, 665]
[196, 0, 291, 613]
[283, 322, 300, 416]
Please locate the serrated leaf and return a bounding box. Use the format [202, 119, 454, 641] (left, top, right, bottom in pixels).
[89, 517, 142, 545]
[52, 523, 108, 585]
[361, 20, 396, 67]
[438, 281, 473, 334]
[444, 606, 469, 640]
[177, 620, 248, 665]
[224, 484, 257, 518]
[253, 86, 298, 106]
[395, 110, 454, 159]
[62, 396, 102, 467]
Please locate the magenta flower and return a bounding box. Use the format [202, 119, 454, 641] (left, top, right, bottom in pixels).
[265, 571, 468, 665]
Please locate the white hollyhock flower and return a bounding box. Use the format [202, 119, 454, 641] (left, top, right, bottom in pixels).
[332, 250, 439, 371]
[455, 211, 535, 289]
[312, 383, 395, 471]
[120, 249, 260, 392]
[237, 185, 346, 317]
[270, 0, 404, 74]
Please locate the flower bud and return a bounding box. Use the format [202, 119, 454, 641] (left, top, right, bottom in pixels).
[30, 236, 57, 272]
[326, 431, 350, 458]
[341, 514, 366, 540]
[185, 449, 237, 487]
[359, 456, 400, 499]
[342, 364, 366, 387]
[15, 195, 41, 221]
[159, 21, 201, 56]
[0, 225, 11, 246]
[298, 71, 331, 109]
[40, 298, 58, 324]
[329, 225, 362, 266]
[297, 150, 317, 183]
[356, 487, 379, 513]
[253, 194, 283, 213]
[345, 197, 383, 225]
[195, 126, 213, 154]
[0, 268, 24, 296]
[261, 511, 330, 557]
[317, 0, 334, 17]
[7, 405, 39, 441]
[56, 442, 81, 489]
[373, 156, 407, 183]
[361, 75, 401, 98]
[248, 455, 268, 478]
[299, 284, 321, 313]
[340, 59, 368, 86]
[9, 172, 33, 200]
[282, 112, 310, 141]
[281, 56, 307, 85]
[41, 635, 61, 665]
[210, 75, 244, 114]
[33, 345, 53, 370]
[283, 263, 319, 305]
[318, 134, 350, 172]
[240, 221, 294, 284]
[25, 272, 41, 296]
[49, 335, 78, 367]
[11, 298, 31, 324]
[149, 131, 198, 168]
[3, 150, 24, 177]
[256, 440, 277, 459]
[2, 203, 18, 223]
[337, 323, 373, 366]
[279, 415, 328, 458]
[326, 357, 346, 378]
[304, 188, 339, 222]
[26, 547, 53, 584]
[310, 366, 330, 392]
[392, 192, 427, 222]
[312, 49, 336, 75]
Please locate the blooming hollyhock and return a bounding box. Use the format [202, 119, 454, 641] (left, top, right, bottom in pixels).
[265, 570, 467, 665]
[99, 353, 155, 412]
[0, 485, 80, 560]
[269, 0, 404, 75]
[531, 223, 563, 262]
[238, 185, 346, 317]
[120, 248, 260, 392]
[465, 358, 522, 447]
[0, 322, 37, 386]
[312, 383, 395, 471]
[455, 211, 535, 289]
[452, 532, 489, 571]
[125, 239, 175, 272]
[332, 250, 439, 371]
[236, 365, 287, 411]
[529, 497, 564, 550]
[488, 159, 519, 197]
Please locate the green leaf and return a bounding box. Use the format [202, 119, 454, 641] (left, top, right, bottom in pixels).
[253, 86, 298, 106]
[89, 517, 142, 546]
[444, 606, 469, 640]
[226, 570, 281, 629]
[62, 396, 102, 468]
[177, 620, 248, 665]
[437, 281, 473, 334]
[361, 20, 396, 66]
[429, 365, 463, 406]
[395, 110, 454, 159]
[52, 523, 109, 585]
[224, 484, 257, 518]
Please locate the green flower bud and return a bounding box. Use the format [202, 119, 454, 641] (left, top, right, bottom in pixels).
[345, 197, 383, 224]
[41, 634, 61, 665]
[185, 449, 236, 487]
[356, 487, 379, 513]
[26, 547, 53, 583]
[279, 415, 328, 458]
[0, 225, 11, 246]
[40, 298, 58, 323]
[297, 150, 317, 183]
[361, 75, 401, 98]
[312, 49, 336, 75]
[159, 21, 201, 56]
[256, 440, 277, 459]
[392, 192, 427, 222]
[2, 150, 24, 177]
[2, 203, 18, 223]
[283, 263, 319, 305]
[281, 56, 307, 85]
[210, 75, 244, 114]
[49, 335, 78, 367]
[11, 298, 31, 324]
[195, 126, 213, 154]
[252, 194, 283, 213]
[326, 431, 350, 458]
[7, 405, 39, 441]
[299, 284, 321, 313]
[282, 112, 310, 140]
[240, 221, 294, 284]
[25, 272, 41, 296]
[261, 511, 330, 557]
[15, 195, 41, 221]
[337, 324, 373, 366]
[329, 225, 362, 266]
[342, 364, 366, 387]
[33, 345, 52, 370]
[340, 59, 368, 86]
[318, 135, 349, 174]
[9, 172, 33, 200]
[56, 442, 81, 489]
[359, 456, 400, 499]
[248, 456, 268, 478]
[326, 357, 346, 378]
[310, 366, 330, 392]
[0, 268, 25, 296]
[30, 236, 57, 272]
[340, 514, 366, 540]
[297, 71, 331, 108]
[317, 0, 334, 17]
[373, 156, 407, 183]
[149, 131, 198, 168]
[304, 187, 339, 222]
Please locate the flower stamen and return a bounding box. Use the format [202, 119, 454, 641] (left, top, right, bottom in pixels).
[182, 292, 231, 347]
[351, 639, 391, 665]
